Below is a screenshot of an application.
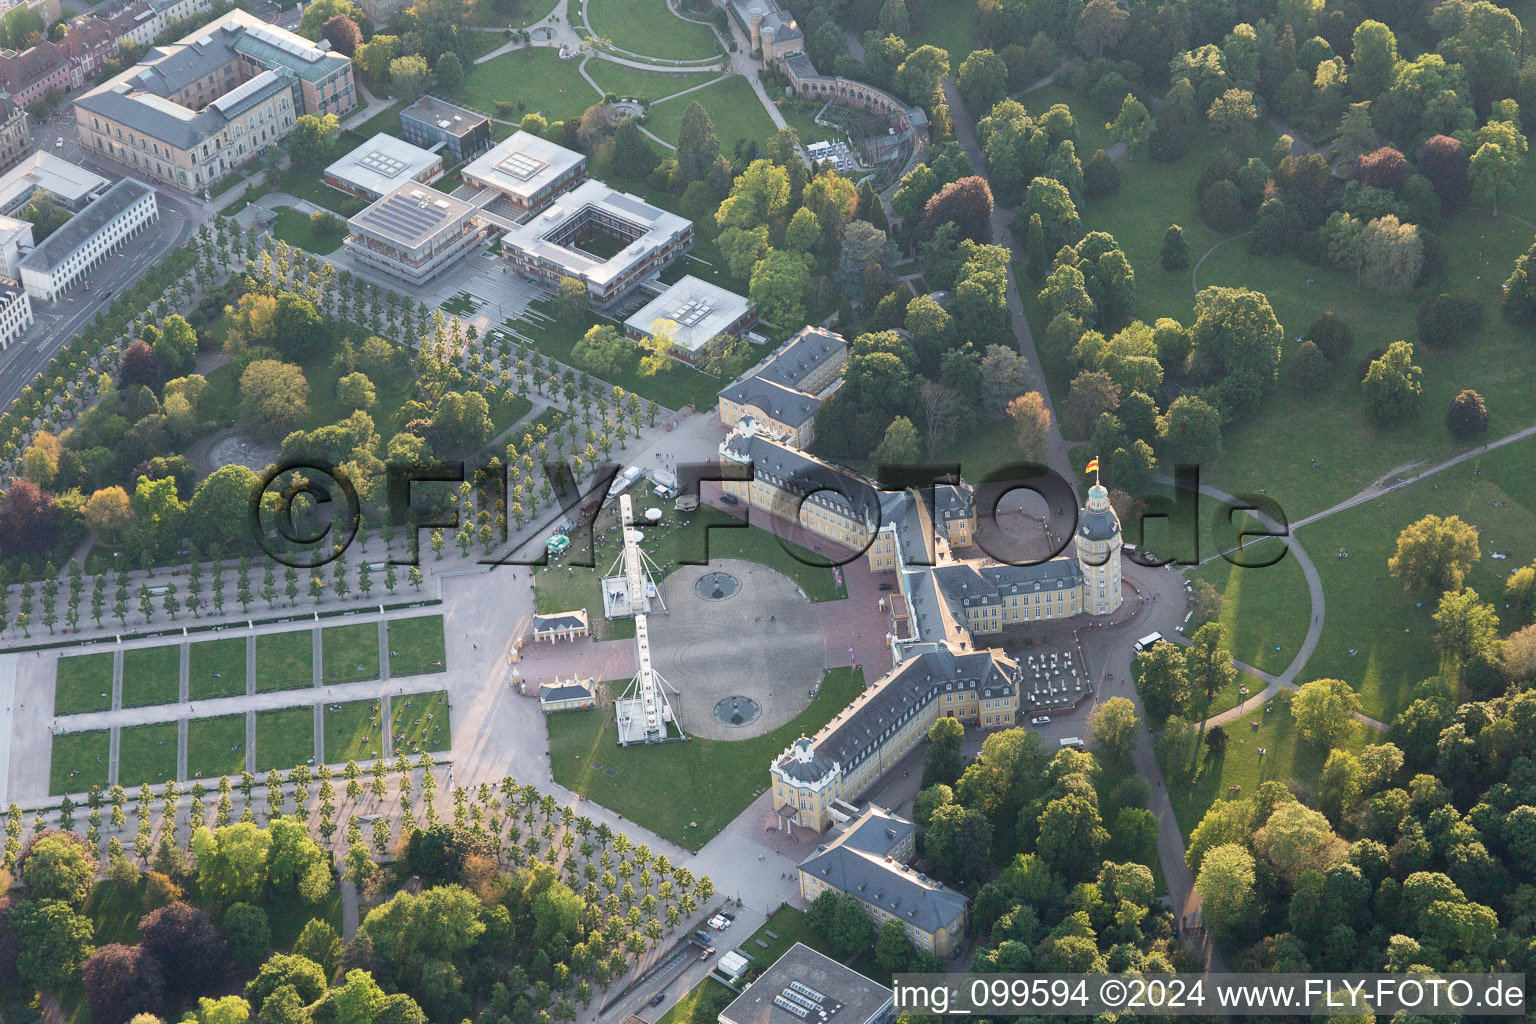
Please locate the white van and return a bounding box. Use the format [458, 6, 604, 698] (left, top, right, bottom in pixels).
[1133, 631, 1165, 652]
[1060, 737, 1086, 750]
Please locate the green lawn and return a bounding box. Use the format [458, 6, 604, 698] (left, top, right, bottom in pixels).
[449, 49, 598, 124]
[734, 904, 885, 983]
[50, 731, 110, 795]
[548, 667, 862, 848]
[322, 622, 381, 684]
[86, 877, 146, 947]
[657, 978, 738, 1024]
[117, 722, 180, 788]
[902, 0, 977, 66]
[120, 645, 182, 709]
[255, 629, 316, 693]
[470, 0, 560, 27]
[1187, 536, 1312, 676]
[188, 637, 248, 700]
[281, 167, 370, 217]
[187, 714, 248, 780]
[645, 75, 780, 152]
[254, 707, 317, 771]
[1295, 436, 1536, 722]
[1018, 81, 1118, 159]
[1158, 702, 1373, 836]
[586, 0, 721, 59]
[54, 652, 114, 716]
[586, 61, 715, 103]
[384, 615, 447, 677]
[389, 690, 451, 755]
[776, 100, 842, 148]
[270, 206, 347, 256]
[322, 699, 384, 762]
[512, 300, 723, 410]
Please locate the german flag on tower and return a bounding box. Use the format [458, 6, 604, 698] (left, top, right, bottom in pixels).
[1085, 457, 1100, 476]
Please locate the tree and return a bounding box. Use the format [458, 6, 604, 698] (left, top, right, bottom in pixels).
[1108, 94, 1154, 154]
[20, 832, 96, 905]
[1206, 89, 1258, 148]
[1007, 392, 1052, 462]
[923, 175, 994, 243]
[1433, 587, 1500, 666]
[1036, 793, 1108, 880]
[320, 13, 361, 55]
[1075, 0, 1128, 56]
[139, 901, 224, 992]
[748, 249, 811, 326]
[155, 315, 198, 378]
[1416, 293, 1482, 349]
[11, 898, 95, 992]
[1088, 696, 1139, 761]
[1291, 679, 1362, 748]
[223, 903, 271, 968]
[1361, 340, 1423, 424]
[675, 102, 719, 183]
[921, 717, 965, 788]
[716, 159, 790, 230]
[1083, 148, 1120, 197]
[388, 55, 430, 102]
[83, 944, 164, 1024]
[1469, 141, 1522, 216]
[835, 220, 894, 299]
[1291, 340, 1329, 393]
[1446, 389, 1489, 439]
[1157, 393, 1222, 466]
[1305, 311, 1354, 364]
[270, 293, 324, 360]
[957, 49, 1007, 114]
[1356, 146, 1408, 190]
[187, 996, 253, 1024]
[337, 372, 376, 412]
[874, 919, 914, 972]
[292, 919, 342, 979]
[894, 45, 949, 105]
[353, 34, 399, 82]
[1025, 176, 1081, 252]
[1357, 215, 1422, 294]
[611, 120, 657, 180]
[805, 891, 873, 958]
[923, 803, 995, 886]
[1186, 622, 1235, 700]
[119, 339, 165, 392]
[434, 392, 493, 453]
[1418, 135, 1469, 208]
[287, 113, 340, 169]
[83, 486, 133, 542]
[873, 416, 920, 467]
[246, 954, 328, 1012]
[1136, 642, 1189, 722]
[239, 360, 309, 436]
[1065, 370, 1120, 435]
[1390, 514, 1480, 596]
[1253, 801, 1343, 880]
[1502, 240, 1536, 323]
[1197, 843, 1256, 937]
[433, 52, 464, 93]
[1350, 20, 1397, 99]
[0, 479, 62, 556]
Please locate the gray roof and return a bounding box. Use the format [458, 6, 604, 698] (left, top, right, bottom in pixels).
[718, 375, 819, 427]
[778, 646, 1017, 776]
[722, 430, 880, 525]
[20, 178, 153, 272]
[799, 808, 967, 935]
[719, 944, 890, 1024]
[931, 558, 1082, 613]
[533, 611, 587, 631]
[757, 325, 845, 391]
[539, 679, 595, 702]
[1079, 490, 1120, 542]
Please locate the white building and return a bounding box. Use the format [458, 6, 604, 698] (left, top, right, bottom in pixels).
[0, 152, 110, 213]
[18, 178, 158, 302]
[0, 280, 34, 349]
[461, 130, 586, 214]
[344, 182, 486, 286]
[0, 215, 34, 277]
[324, 132, 445, 200]
[622, 275, 754, 359]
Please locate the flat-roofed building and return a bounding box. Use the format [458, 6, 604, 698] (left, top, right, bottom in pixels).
[0, 214, 33, 277]
[623, 275, 753, 361]
[399, 95, 490, 162]
[0, 278, 33, 348]
[74, 10, 356, 193]
[344, 182, 486, 285]
[324, 131, 444, 199]
[499, 179, 692, 310]
[717, 944, 893, 1024]
[0, 152, 109, 212]
[19, 177, 157, 301]
[462, 130, 586, 214]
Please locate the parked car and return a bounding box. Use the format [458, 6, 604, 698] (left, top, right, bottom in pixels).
[708, 915, 730, 930]
[649, 993, 667, 1007]
[698, 947, 716, 960]
[1031, 716, 1051, 725]
[878, 583, 894, 591]
[721, 911, 736, 921]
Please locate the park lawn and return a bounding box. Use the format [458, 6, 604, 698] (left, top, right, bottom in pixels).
[586, 63, 716, 103]
[548, 667, 862, 848]
[645, 75, 779, 152]
[50, 730, 110, 795]
[54, 652, 114, 716]
[901, 0, 977, 64]
[120, 644, 182, 709]
[450, 49, 598, 124]
[470, 0, 559, 25]
[322, 622, 381, 684]
[280, 169, 370, 217]
[271, 206, 346, 255]
[390, 690, 452, 755]
[188, 637, 248, 700]
[734, 903, 885, 982]
[187, 714, 248, 780]
[384, 615, 447, 676]
[1295, 435, 1536, 722]
[267, 884, 344, 953]
[650, 504, 849, 601]
[1158, 703, 1374, 836]
[117, 722, 180, 789]
[657, 978, 737, 1024]
[86, 877, 146, 947]
[587, 0, 721, 60]
[1188, 535, 1312, 676]
[322, 699, 384, 762]
[256, 629, 315, 693]
[343, 98, 408, 140]
[254, 707, 316, 771]
[1018, 80, 1118, 159]
[513, 300, 722, 410]
[777, 100, 841, 148]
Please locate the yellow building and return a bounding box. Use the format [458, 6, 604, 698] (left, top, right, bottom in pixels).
[719, 423, 880, 552]
[717, 326, 847, 448]
[797, 804, 968, 955]
[771, 644, 1020, 833]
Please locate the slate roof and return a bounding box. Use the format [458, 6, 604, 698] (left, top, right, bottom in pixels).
[931, 558, 1083, 613]
[718, 374, 818, 427]
[799, 807, 967, 935]
[1079, 484, 1120, 542]
[539, 678, 595, 703]
[721, 429, 879, 525]
[19, 178, 153, 272]
[756, 326, 845, 392]
[532, 610, 587, 632]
